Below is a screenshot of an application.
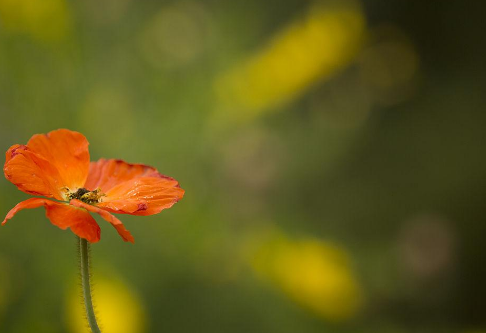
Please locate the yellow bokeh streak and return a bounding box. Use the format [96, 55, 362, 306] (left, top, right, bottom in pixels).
[215, 1, 366, 121]
[252, 235, 363, 321]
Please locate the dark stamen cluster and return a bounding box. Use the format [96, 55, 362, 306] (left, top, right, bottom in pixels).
[68, 188, 101, 204]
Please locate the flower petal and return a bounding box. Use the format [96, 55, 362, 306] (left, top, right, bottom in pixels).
[2, 198, 101, 243]
[70, 199, 134, 243]
[98, 177, 185, 216]
[4, 145, 65, 200]
[84, 158, 162, 192]
[27, 129, 90, 191]
[83, 158, 184, 216]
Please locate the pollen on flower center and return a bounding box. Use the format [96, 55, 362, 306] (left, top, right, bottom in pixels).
[67, 188, 103, 205]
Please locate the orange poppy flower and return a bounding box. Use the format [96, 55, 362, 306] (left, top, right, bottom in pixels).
[2, 129, 184, 243]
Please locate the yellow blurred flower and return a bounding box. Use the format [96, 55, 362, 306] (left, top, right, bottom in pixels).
[66, 274, 147, 333]
[0, 0, 71, 42]
[214, 0, 366, 122]
[251, 234, 363, 321]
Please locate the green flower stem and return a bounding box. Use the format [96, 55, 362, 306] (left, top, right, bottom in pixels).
[78, 236, 102, 333]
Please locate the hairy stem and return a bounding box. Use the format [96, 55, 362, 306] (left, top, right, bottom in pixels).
[78, 236, 102, 333]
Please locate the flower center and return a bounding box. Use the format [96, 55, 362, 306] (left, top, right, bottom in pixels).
[68, 188, 103, 204]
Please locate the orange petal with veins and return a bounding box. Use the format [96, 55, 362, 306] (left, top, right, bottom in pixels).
[70, 199, 134, 243]
[84, 158, 184, 216]
[98, 176, 185, 216]
[27, 129, 90, 191]
[84, 158, 162, 192]
[2, 198, 101, 243]
[4, 145, 65, 200]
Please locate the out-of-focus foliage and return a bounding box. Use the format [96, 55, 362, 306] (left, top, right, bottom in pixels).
[1, 0, 486, 332]
[0, 0, 70, 42]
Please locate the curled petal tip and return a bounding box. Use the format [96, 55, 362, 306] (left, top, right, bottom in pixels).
[70, 199, 135, 243]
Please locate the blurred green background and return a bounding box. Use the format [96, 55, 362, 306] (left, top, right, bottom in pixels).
[1, 0, 486, 332]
